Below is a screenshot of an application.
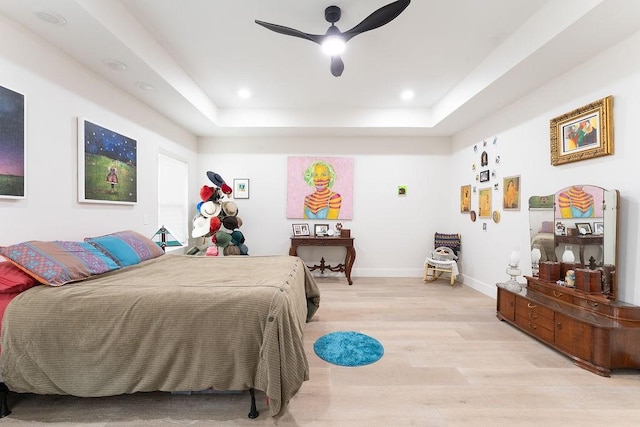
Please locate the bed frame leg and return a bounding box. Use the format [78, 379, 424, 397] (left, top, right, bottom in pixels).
[0, 382, 11, 417]
[248, 388, 259, 419]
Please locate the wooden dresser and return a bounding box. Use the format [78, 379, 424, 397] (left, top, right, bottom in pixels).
[497, 276, 640, 376]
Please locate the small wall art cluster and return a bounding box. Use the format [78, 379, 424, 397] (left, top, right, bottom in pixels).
[460, 136, 520, 230]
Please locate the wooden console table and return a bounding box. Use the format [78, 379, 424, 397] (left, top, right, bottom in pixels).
[555, 235, 603, 267]
[497, 276, 640, 376]
[289, 236, 356, 285]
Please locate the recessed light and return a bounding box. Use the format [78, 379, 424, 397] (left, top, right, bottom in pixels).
[34, 8, 67, 25]
[400, 90, 414, 101]
[237, 88, 251, 99]
[103, 59, 128, 71]
[135, 82, 154, 91]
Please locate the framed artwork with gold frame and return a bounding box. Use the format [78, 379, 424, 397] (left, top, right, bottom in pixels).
[460, 185, 471, 213]
[478, 187, 492, 218]
[503, 175, 520, 211]
[550, 96, 613, 166]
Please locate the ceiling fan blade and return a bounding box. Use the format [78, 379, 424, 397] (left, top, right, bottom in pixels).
[255, 20, 324, 44]
[330, 56, 345, 77]
[342, 0, 410, 42]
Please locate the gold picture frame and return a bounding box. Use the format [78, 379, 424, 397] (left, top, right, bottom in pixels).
[502, 175, 520, 211]
[478, 187, 492, 218]
[550, 96, 613, 166]
[460, 185, 471, 213]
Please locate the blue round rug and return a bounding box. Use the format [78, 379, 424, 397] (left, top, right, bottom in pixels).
[313, 331, 384, 367]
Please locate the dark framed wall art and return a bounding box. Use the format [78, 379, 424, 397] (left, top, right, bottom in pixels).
[78, 118, 137, 204]
[0, 84, 25, 199]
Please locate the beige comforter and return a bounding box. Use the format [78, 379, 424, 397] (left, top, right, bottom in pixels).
[1, 255, 320, 416]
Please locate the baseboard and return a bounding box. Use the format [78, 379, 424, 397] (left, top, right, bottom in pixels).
[344, 269, 499, 300]
[352, 268, 424, 277]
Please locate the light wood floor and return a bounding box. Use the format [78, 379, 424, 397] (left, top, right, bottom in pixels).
[3, 277, 640, 426]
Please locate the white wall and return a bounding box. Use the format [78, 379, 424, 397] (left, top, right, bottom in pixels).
[3, 12, 639, 305]
[196, 136, 452, 276]
[451, 29, 640, 305]
[0, 15, 198, 244]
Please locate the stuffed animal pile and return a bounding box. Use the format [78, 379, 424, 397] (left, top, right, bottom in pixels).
[191, 171, 248, 256]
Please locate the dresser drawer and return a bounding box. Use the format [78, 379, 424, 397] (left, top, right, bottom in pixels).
[515, 298, 555, 341]
[516, 297, 554, 321]
[572, 296, 613, 316]
[515, 313, 554, 342]
[527, 282, 573, 303]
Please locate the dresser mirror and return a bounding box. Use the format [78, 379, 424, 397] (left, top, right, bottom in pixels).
[528, 185, 619, 299]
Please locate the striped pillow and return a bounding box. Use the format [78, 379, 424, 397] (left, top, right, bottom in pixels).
[85, 230, 164, 267]
[0, 241, 120, 286]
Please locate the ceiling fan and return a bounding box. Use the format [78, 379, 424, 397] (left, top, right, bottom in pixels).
[255, 0, 411, 77]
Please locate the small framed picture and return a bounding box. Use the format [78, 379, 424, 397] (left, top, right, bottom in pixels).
[233, 178, 249, 199]
[576, 222, 592, 235]
[593, 222, 604, 235]
[292, 223, 310, 236]
[479, 170, 490, 183]
[478, 187, 492, 218]
[314, 224, 329, 237]
[503, 175, 520, 211]
[460, 185, 471, 213]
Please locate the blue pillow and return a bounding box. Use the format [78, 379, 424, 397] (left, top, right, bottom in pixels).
[85, 230, 164, 267]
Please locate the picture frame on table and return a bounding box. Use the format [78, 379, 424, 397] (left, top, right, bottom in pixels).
[292, 223, 310, 237]
[550, 96, 613, 166]
[593, 222, 604, 235]
[314, 224, 329, 237]
[576, 222, 593, 235]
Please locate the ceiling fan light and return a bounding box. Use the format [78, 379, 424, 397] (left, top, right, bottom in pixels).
[321, 36, 346, 56]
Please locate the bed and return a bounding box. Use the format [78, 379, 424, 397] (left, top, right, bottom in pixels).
[0, 231, 320, 419]
[530, 221, 556, 262]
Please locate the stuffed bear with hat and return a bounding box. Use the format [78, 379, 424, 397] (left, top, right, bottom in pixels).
[190, 171, 248, 256]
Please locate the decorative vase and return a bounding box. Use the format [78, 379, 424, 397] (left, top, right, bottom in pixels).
[562, 245, 575, 263]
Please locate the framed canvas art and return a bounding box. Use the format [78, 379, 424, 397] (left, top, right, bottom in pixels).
[0, 85, 25, 199]
[286, 156, 354, 219]
[78, 118, 137, 204]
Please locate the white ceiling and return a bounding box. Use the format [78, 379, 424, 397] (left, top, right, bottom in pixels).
[1, 0, 640, 138]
